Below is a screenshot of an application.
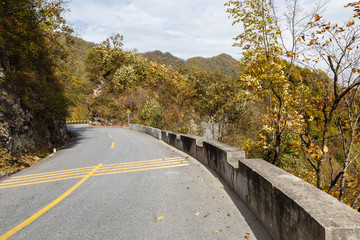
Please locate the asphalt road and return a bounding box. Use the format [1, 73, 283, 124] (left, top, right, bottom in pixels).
[0, 125, 271, 240]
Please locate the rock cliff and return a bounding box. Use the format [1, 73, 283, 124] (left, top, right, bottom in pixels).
[0, 86, 67, 154]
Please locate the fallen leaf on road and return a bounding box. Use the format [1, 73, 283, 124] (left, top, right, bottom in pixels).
[195, 212, 200, 216]
[186, 187, 190, 189]
[227, 213, 231, 217]
[154, 216, 165, 221]
[245, 235, 251, 239]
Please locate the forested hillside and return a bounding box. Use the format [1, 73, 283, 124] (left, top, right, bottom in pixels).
[141, 50, 240, 78]
[58, 35, 95, 120]
[141, 50, 184, 69]
[184, 54, 239, 78]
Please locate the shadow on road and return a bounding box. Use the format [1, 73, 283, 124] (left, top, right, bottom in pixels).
[62, 124, 91, 150]
[200, 163, 273, 240]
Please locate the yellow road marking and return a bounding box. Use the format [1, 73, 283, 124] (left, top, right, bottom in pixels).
[0, 159, 186, 187]
[3, 169, 93, 183]
[6, 157, 182, 181]
[96, 161, 187, 173]
[98, 159, 184, 170]
[0, 175, 88, 189]
[0, 159, 188, 189]
[111, 142, 115, 149]
[108, 134, 112, 138]
[0, 171, 92, 186]
[103, 157, 182, 166]
[0, 163, 103, 240]
[93, 163, 189, 176]
[0, 163, 188, 189]
[7, 166, 95, 180]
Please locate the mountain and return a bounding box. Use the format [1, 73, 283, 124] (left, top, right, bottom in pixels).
[141, 50, 185, 69]
[184, 54, 239, 78]
[141, 51, 240, 78]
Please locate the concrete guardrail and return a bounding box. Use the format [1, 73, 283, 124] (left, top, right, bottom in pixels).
[129, 124, 360, 240]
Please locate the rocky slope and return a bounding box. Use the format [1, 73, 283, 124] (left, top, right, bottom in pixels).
[0, 86, 67, 155]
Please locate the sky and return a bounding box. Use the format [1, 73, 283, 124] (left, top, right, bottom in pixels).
[64, 0, 353, 60]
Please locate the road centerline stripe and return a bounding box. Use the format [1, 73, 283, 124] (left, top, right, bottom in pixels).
[0, 159, 184, 186]
[0, 157, 187, 189]
[0, 163, 103, 240]
[7, 166, 95, 180]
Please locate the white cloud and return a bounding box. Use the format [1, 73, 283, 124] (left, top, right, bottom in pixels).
[64, 0, 353, 59]
[65, 0, 239, 59]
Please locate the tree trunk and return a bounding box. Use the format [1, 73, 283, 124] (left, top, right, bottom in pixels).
[273, 133, 281, 166]
[339, 170, 346, 202]
[272, 98, 283, 166]
[318, 122, 330, 189]
[317, 160, 323, 189]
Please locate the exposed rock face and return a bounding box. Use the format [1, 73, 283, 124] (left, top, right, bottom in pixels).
[0, 86, 67, 154]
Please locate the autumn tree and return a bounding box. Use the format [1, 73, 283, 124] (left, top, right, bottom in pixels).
[298, 2, 360, 189]
[331, 87, 360, 204]
[0, 0, 71, 123]
[190, 70, 247, 140]
[225, 0, 316, 166]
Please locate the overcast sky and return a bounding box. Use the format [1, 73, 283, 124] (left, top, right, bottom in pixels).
[64, 0, 353, 60]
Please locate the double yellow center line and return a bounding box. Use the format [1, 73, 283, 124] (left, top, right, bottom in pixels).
[0, 157, 188, 189]
[0, 164, 103, 240]
[0, 157, 188, 239]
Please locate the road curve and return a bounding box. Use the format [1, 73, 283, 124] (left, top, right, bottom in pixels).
[0, 125, 271, 239]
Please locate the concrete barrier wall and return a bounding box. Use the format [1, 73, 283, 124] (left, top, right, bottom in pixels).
[129, 124, 161, 139]
[129, 124, 360, 240]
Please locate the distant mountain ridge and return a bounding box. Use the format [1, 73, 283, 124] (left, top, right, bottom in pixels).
[141, 50, 185, 69]
[141, 50, 240, 78]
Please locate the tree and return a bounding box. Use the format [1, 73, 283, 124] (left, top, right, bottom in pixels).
[0, 0, 71, 122]
[298, 2, 360, 189]
[191, 70, 246, 140]
[332, 87, 360, 203]
[225, 0, 311, 166]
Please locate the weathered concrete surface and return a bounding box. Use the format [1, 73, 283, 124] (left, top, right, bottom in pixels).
[130, 124, 161, 140]
[237, 159, 360, 240]
[129, 124, 360, 240]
